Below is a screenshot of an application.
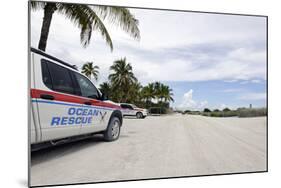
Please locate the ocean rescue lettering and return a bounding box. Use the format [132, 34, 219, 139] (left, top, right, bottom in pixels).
[51, 107, 100, 126]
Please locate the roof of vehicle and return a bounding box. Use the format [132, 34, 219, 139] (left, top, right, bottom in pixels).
[30, 47, 78, 71]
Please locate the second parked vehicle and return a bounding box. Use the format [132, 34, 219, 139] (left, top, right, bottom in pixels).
[120, 103, 148, 119]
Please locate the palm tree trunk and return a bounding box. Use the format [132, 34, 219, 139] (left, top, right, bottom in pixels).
[38, 3, 57, 51]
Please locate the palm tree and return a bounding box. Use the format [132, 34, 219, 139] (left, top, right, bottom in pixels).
[127, 81, 142, 103]
[158, 83, 166, 103]
[153, 81, 162, 103]
[141, 83, 155, 104]
[31, 1, 140, 51]
[81, 62, 99, 81]
[162, 85, 174, 103]
[109, 58, 137, 102]
[99, 82, 112, 98]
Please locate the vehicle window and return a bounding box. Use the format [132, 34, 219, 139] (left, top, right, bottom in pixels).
[41, 61, 52, 89]
[128, 105, 134, 110]
[120, 104, 127, 108]
[121, 104, 133, 109]
[44, 60, 75, 94]
[74, 72, 100, 99]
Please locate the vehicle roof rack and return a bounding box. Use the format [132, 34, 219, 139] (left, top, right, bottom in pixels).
[30, 47, 78, 71]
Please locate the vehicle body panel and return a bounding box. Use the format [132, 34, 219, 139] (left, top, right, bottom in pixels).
[30, 49, 121, 144]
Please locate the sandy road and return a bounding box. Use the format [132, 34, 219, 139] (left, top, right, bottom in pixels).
[30, 114, 267, 186]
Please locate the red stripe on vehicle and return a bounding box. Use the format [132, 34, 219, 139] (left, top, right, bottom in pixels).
[30, 89, 120, 109]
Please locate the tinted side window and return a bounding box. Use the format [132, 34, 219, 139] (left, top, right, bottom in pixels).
[41, 61, 52, 89]
[128, 105, 134, 109]
[45, 60, 75, 94]
[121, 104, 132, 109]
[74, 73, 100, 99]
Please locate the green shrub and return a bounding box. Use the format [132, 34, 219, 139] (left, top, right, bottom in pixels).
[222, 108, 231, 112]
[209, 110, 237, 117]
[202, 112, 210, 116]
[200, 107, 267, 118]
[203, 108, 212, 112]
[210, 111, 224, 117]
[237, 108, 267, 117]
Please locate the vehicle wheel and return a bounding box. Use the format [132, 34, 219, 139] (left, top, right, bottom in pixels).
[136, 112, 143, 119]
[104, 117, 121, 141]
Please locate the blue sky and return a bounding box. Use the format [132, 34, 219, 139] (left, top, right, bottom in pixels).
[31, 5, 267, 110]
[164, 80, 266, 110]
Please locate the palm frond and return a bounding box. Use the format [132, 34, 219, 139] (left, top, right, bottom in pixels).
[93, 6, 140, 40]
[56, 4, 113, 50]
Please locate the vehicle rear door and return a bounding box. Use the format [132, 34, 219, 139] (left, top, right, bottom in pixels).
[33, 59, 83, 142]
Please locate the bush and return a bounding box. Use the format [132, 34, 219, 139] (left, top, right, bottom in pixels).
[202, 112, 210, 116]
[237, 108, 267, 117]
[210, 111, 224, 117]
[149, 107, 167, 114]
[209, 110, 237, 117]
[222, 108, 231, 112]
[223, 110, 238, 117]
[203, 108, 211, 112]
[204, 108, 267, 118]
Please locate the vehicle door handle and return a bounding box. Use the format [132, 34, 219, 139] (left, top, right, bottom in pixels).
[84, 101, 92, 105]
[40, 94, 55, 100]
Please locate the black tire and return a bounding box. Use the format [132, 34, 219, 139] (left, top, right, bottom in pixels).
[103, 117, 121, 141]
[136, 112, 143, 119]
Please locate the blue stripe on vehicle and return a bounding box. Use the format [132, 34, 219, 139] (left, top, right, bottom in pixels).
[32, 99, 114, 111]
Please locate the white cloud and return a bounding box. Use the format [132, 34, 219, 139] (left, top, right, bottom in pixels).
[219, 104, 227, 110]
[251, 79, 262, 83]
[222, 88, 242, 93]
[224, 79, 238, 83]
[30, 6, 266, 84]
[240, 79, 263, 84]
[238, 92, 266, 100]
[177, 89, 208, 110]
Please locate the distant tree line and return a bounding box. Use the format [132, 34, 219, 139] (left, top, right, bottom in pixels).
[181, 107, 267, 118]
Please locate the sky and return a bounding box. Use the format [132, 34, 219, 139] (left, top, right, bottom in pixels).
[30, 5, 267, 110]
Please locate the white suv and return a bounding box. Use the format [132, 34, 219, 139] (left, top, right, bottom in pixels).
[120, 103, 148, 119]
[30, 48, 123, 150]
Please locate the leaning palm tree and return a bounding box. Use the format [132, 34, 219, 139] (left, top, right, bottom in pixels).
[31, 1, 140, 51]
[109, 58, 137, 102]
[81, 62, 99, 81]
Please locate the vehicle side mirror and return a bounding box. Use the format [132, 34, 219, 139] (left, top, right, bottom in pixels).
[101, 93, 109, 101]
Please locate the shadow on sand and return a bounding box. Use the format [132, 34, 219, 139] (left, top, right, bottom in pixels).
[31, 135, 105, 166]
